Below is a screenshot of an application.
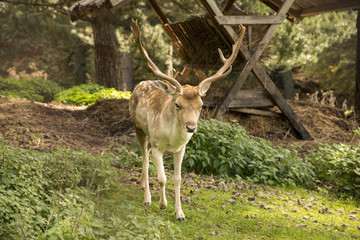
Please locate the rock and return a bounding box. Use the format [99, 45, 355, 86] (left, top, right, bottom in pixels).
[245, 215, 255, 219]
[350, 215, 358, 220]
[211, 231, 218, 236]
[256, 222, 263, 226]
[226, 198, 235, 204]
[303, 216, 309, 220]
[350, 211, 358, 214]
[319, 208, 333, 214]
[269, 221, 276, 226]
[295, 224, 307, 228]
[312, 219, 318, 223]
[247, 196, 256, 201]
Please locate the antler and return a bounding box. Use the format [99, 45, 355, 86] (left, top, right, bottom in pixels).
[131, 19, 183, 95]
[197, 25, 246, 97]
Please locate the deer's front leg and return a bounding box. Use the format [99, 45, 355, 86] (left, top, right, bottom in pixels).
[173, 146, 186, 221]
[152, 148, 167, 209]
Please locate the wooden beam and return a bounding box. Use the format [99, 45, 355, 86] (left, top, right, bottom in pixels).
[215, 14, 286, 25]
[146, 0, 169, 25]
[202, 0, 312, 140]
[300, 0, 360, 17]
[252, 62, 312, 139]
[223, 0, 236, 12]
[260, 0, 302, 19]
[231, 108, 282, 118]
[214, 0, 295, 116]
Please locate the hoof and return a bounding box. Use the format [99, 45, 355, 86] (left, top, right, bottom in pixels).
[160, 204, 167, 210]
[177, 217, 186, 222]
[144, 202, 151, 206]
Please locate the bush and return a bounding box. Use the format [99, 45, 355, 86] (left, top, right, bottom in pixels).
[0, 77, 63, 102]
[184, 119, 315, 187]
[306, 143, 360, 196]
[0, 136, 118, 239]
[54, 84, 131, 106]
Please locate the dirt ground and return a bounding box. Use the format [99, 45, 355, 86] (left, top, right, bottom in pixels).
[0, 94, 359, 155]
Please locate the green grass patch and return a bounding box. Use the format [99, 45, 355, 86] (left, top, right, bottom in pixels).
[97, 171, 360, 240]
[54, 84, 131, 106]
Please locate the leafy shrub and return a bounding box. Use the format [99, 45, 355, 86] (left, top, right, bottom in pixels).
[54, 84, 131, 106]
[306, 143, 360, 196]
[184, 119, 315, 187]
[0, 77, 63, 102]
[0, 136, 118, 239]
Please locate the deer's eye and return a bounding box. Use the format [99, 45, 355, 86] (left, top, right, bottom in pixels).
[175, 103, 181, 110]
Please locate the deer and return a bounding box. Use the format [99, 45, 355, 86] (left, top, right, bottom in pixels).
[129, 19, 245, 221]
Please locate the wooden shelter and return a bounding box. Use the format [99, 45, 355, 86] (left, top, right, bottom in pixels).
[145, 0, 360, 140]
[68, 0, 360, 140]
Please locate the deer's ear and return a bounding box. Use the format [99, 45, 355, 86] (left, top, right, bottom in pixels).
[157, 80, 177, 96]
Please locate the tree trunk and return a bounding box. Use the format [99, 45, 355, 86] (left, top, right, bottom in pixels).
[121, 52, 134, 91]
[74, 41, 87, 85]
[355, 9, 360, 116]
[90, 14, 122, 90]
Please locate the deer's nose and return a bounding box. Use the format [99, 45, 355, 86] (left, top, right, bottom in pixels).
[185, 122, 197, 133]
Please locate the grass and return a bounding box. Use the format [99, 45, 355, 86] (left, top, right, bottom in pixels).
[96, 170, 360, 240]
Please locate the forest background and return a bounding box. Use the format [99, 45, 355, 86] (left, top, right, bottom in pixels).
[0, 0, 358, 103]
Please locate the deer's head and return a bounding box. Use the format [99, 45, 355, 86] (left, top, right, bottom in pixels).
[131, 19, 245, 133]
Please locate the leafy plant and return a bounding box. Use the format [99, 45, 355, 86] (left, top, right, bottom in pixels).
[0, 136, 119, 239]
[184, 119, 315, 187]
[306, 143, 360, 196]
[54, 84, 131, 106]
[0, 77, 63, 102]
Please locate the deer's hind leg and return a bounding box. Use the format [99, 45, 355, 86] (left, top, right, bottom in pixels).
[136, 128, 151, 206]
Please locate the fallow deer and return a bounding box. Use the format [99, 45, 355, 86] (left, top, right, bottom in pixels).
[129, 19, 245, 221]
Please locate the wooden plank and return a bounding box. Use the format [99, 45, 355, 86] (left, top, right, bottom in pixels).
[146, 0, 169, 24]
[215, 14, 286, 25]
[230, 108, 282, 118]
[229, 90, 275, 108]
[300, 0, 360, 17]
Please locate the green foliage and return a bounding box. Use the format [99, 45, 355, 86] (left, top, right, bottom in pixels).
[184, 119, 315, 187]
[267, 11, 357, 70]
[303, 34, 356, 95]
[306, 143, 360, 196]
[0, 136, 117, 239]
[0, 77, 63, 102]
[54, 84, 131, 105]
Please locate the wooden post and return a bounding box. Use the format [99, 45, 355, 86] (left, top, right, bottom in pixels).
[355, 9, 360, 116]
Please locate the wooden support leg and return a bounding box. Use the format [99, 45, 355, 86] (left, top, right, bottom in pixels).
[202, 0, 312, 140]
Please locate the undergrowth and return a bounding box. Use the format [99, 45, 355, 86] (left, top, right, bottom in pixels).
[0, 77, 63, 102]
[184, 119, 316, 187]
[0, 137, 177, 239]
[54, 84, 131, 106]
[306, 143, 360, 197]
